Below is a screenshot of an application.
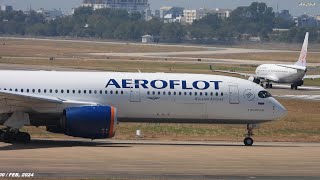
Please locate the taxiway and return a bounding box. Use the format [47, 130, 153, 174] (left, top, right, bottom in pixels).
[0, 139, 320, 179]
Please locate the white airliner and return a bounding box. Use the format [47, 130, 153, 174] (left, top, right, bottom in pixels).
[214, 32, 320, 89]
[0, 71, 287, 146]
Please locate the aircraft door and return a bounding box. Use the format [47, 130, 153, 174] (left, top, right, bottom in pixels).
[130, 86, 140, 102]
[229, 85, 239, 104]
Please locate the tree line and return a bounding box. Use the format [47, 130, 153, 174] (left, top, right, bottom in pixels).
[0, 2, 319, 43]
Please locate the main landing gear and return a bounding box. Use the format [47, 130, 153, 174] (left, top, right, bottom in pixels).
[243, 124, 256, 146]
[291, 84, 298, 90]
[0, 129, 31, 144]
[265, 82, 273, 89]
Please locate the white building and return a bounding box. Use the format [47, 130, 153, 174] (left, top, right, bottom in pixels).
[183, 8, 231, 24]
[82, 0, 108, 10]
[183, 9, 207, 24]
[160, 6, 172, 19]
[213, 8, 231, 19]
[142, 35, 154, 43]
[81, 0, 149, 15]
[0, 5, 13, 11]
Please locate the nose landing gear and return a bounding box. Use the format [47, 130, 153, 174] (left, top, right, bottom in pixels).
[244, 124, 256, 146]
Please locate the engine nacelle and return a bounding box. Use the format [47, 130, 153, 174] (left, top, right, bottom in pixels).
[295, 80, 304, 86]
[248, 76, 260, 84]
[62, 106, 117, 139]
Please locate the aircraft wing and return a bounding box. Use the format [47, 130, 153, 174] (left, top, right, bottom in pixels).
[212, 70, 279, 82]
[0, 90, 99, 112]
[304, 75, 320, 79]
[212, 70, 254, 77]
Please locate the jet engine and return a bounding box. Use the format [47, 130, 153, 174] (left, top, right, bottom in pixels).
[48, 106, 117, 139]
[295, 80, 304, 86]
[248, 76, 260, 84]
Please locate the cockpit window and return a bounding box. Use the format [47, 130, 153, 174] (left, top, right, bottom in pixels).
[258, 91, 272, 98]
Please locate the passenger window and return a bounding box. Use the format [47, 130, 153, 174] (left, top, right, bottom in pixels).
[189, 92, 192, 96]
[89, 90, 92, 94]
[158, 91, 161, 95]
[163, 91, 166, 95]
[179, 92, 182, 96]
[21, 89, 24, 93]
[27, 89, 29, 93]
[147, 91, 150, 95]
[50, 89, 52, 93]
[100, 90, 103, 94]
[72, 90, 75, 94]
[55, 90, 58, 93]
[44, 89, 47, 93]
[61, 90, 64, 93]
[195, 92, 198, 96]
[84, 90, 87, 94]
[105, 90, 108, 94]
[168, 92, 171, 95]
[200, 92, 203, 96]
[121, 91, 124, 95]
[67, 90, 69, 93]
[173, 92, 176, 95]
[221, 92, 224, 96]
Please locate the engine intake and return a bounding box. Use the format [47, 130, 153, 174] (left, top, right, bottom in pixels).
[61, 106, 117, 139]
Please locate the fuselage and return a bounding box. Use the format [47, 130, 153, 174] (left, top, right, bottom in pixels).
[0, 71, 287, 125]
[256, 64, 306, 83]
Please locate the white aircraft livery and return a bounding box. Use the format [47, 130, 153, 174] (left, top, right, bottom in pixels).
[214, 32, 320, 89]
[0, 71, 287, 146]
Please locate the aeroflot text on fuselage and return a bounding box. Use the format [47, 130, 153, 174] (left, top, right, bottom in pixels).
[106, 79, 223, 90]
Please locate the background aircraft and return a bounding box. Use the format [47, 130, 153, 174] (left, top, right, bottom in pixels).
[0, 71, 287, 146]
[214, 32, 320, 90]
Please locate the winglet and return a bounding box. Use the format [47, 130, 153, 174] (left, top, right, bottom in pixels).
[295, 32, 309, 67]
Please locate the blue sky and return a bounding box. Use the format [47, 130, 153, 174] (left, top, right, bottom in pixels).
[0, 0, 319, 16]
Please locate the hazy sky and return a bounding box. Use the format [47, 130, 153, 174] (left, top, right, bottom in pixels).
[0, 0, 319, 16]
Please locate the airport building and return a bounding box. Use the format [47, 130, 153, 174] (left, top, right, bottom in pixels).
[81, 0, 149, 16]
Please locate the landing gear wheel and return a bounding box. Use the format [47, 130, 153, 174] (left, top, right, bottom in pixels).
[244, 124, 255, 146]
[295, 86, 298, 90]
[244, 137, 254, 146]
[266, 84, 269, 88]
[16, 132, 31, 144]
[291, 84, 294, 89]
[2, 132, 13, 143]
[270, 84, 273, 88]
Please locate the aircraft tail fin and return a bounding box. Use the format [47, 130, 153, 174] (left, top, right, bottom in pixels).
[295, 32, 309, 67]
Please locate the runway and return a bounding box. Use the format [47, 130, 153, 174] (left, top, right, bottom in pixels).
[1, 139, 320, 179]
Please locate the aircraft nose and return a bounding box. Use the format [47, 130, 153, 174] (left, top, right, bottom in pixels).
[271, 98, 287, 119]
